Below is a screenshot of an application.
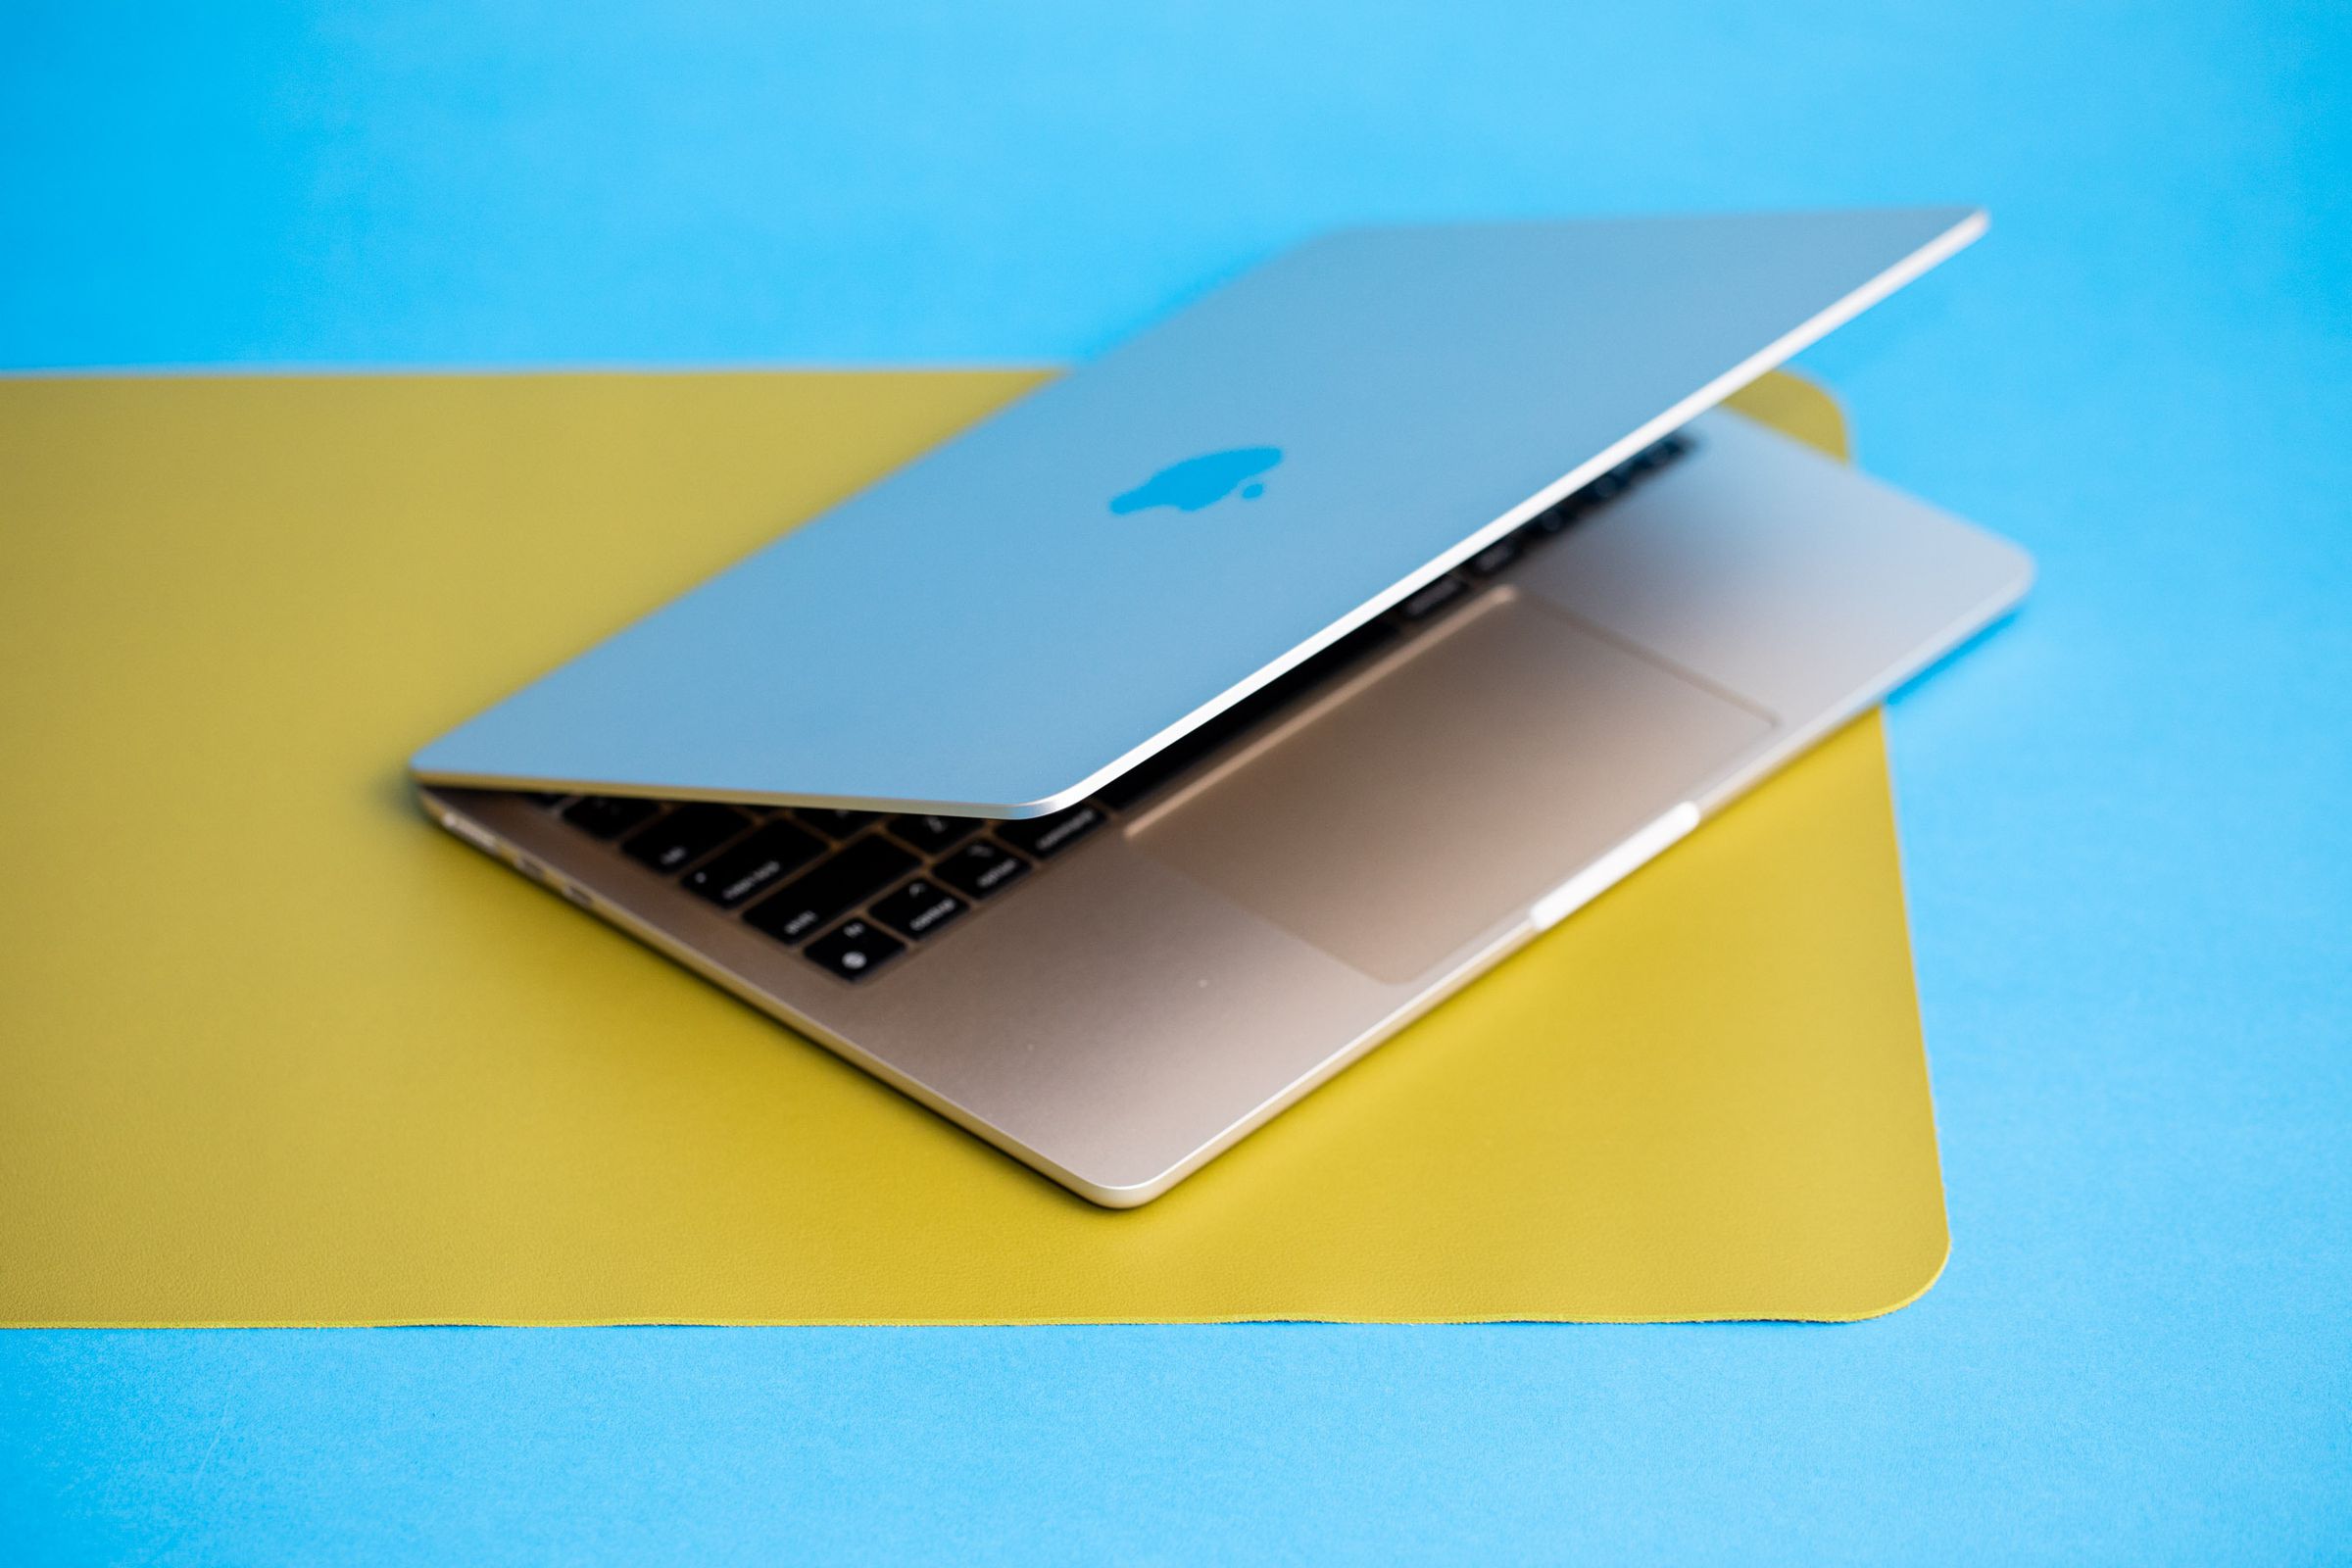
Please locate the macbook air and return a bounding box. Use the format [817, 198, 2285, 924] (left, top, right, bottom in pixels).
[413, 208, 2032, 1205]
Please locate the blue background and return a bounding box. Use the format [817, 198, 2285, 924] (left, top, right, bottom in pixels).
[5, 2, 2347, 1560]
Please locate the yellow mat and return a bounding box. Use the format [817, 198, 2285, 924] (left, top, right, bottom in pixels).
[0, 368, 1946, 1325]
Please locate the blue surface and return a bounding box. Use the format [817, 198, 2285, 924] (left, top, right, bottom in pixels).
[4, 1, 2348, 1560]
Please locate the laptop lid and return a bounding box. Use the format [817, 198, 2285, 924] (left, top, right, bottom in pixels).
[411, 207, 1984, 815]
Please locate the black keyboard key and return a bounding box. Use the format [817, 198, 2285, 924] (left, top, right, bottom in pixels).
[868, 877, 968, 940]
[683, 819, 826, 908]
[562, 795, 661, 839]
[621, 802, 753, 874]
[1531, 492, 1592, 535]
[804, 918, 905, 982]
[1468, 535, 1522, 575]
[1630, 433, 1690, 473]
[994, 804, 1104, 860]
[935, 839, 1032, 900]
[1398, 574, 1469, 621]
[794, 808, 880, 840]
[889, 813, 980, 856]
[744, 834, 918, 945]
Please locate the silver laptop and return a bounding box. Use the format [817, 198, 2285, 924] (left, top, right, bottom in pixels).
[414, 208, 2031, 1205]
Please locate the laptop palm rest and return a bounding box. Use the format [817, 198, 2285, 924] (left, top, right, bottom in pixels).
[1128, 588, 1773, 984]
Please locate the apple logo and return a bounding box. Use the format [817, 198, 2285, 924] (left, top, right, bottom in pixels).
[1109, 447, 1284, 514]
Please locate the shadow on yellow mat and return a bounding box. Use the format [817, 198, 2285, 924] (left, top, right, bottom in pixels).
[0, 368, 1945, 1324]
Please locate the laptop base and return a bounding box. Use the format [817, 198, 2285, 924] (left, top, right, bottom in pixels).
[422, 406, 2028, 1204]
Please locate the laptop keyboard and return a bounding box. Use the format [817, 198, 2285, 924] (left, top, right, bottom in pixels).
[519, 432, 1693, 983]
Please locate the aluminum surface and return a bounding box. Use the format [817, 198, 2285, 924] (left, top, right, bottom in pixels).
[421, 412, 2032, 1204]
[412, 209, 1985, 813]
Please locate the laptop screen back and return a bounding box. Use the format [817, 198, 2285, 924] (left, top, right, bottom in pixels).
[411, 208, 1984, 814]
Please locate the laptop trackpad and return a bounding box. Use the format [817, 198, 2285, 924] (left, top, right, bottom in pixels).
[1129, 590, 1773, 984]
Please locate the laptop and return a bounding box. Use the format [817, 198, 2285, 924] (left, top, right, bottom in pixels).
[413, 208, 2032, 1206]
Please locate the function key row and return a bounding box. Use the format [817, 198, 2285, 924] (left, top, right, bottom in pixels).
[1386, 431, 1699, 632]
